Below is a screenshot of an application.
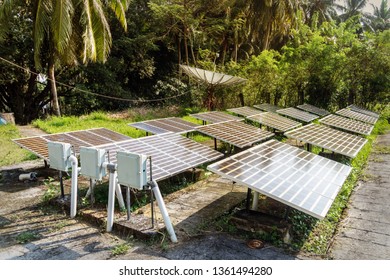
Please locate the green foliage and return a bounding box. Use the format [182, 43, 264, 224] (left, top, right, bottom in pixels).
[111, 243, 131, 256]
[42, 177, 60, 203]
[16, 231, 40, 244]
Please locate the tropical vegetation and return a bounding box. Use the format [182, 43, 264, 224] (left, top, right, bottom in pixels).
[0, 0, 389, 124]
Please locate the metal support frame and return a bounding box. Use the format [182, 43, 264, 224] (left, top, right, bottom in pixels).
[59, 171, 65, 198]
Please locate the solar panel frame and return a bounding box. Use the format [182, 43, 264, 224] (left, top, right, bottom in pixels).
[335, 108, 378, 125]
[195, 121, 275, 148]
[276, 107, 319, 123]
[296, 104, 330, 117]
[348, 105, 380, 118]
[128, 117, 199, 135]
[226, 106, 263, 117]
[284, 123, 367, 158]
[207, 139, 352, 219]
[94, 132, 223, 181]
[253, 103, 282, 113]
[190, 111, 244, 123]
[247, 112, 301, 132]
[319, 114, 374, 135]
[13, 128, 132, 161]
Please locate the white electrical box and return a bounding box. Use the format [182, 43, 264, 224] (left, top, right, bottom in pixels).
[79, 147, 107, 180]
[48, 142, 72, 172]
[117, 151, 148, 190]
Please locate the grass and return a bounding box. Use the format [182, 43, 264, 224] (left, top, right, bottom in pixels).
[0, 124, 37, 167]
[111, 243, 131, 256]
[16, 231, 40, 244]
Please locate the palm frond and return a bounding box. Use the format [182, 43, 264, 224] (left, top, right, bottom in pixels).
[52, 0, 74, 55]
[33, 0, 52, 68]
[108, 0, 130, 31]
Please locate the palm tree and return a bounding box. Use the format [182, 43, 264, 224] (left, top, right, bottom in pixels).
[370, 0, 390, 31]
[338, 0, 368, 21]
[0, 0, 130, 116]
[246, 0, 301, 51]
[302, 0, 339, 25]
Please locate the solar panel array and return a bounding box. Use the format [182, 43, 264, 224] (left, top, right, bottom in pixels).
[296, 104, 330, 117]
[348, 104, 380, 118]
[208, 139, 352, 219]
[13, 128, 132, 160]
[277, 107, 319, 123]
[284, 123, 367, 158]
[319, 114, 373, 135]
[190, 111, 244, 123]
[335, 108, 378, 125]
[247, 112, 301, 132]
[227, 106, 263, 117]
[128, 117, 199, 135]
[95, 132, 223, 181]
[195, 121, 275, 148]
[253, 103, 282, 112]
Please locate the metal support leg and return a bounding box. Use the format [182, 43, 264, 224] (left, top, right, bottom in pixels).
[126, 186, 131, 221]
[251, 191, 259, 210]
[214, 138, 217, 150]
[150, 189, 155, 228]
[246, 188, 252, 210]
[59, 171, 65, 198]
[150, 180, 177, 242]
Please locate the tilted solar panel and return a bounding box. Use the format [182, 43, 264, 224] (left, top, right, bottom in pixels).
[348, 105, 380, 118]
[94, 132, 223, 181]
[296, 104, 330, 117]
[208, 139, 352, 219]
[227, 106, 263, 117]
[13, 128, 132, 160]
[335, 108, 378, 125]
[190, 111, 244, 123]
[319, 114, 374, 135]
[284, 123, 367, 158]
[247, 112, 301, 132]
[196, 121, 274, 148]
[276, 107, 319, 123]
[253, 103, 282, 113]
[128, 117, 199, 135]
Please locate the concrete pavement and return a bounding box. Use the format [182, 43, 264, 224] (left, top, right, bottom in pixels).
[330, 131, 390, 259]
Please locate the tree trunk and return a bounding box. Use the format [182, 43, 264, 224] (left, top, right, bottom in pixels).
[48, 59, 61, 116]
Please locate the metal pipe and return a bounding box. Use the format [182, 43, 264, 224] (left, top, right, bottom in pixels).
[106, 165, 117, 232]
[69, 155, 79, 218]
[150, 180, 177, 243]
[115, 182, 125, 209]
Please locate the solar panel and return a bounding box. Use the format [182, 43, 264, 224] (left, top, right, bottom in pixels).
[190, 111, 244, 124]
[253, 103, 282, 112]
[284, 123, 367, 158]
[276, 107, 319, 123]
[319, 114, 374, 135]
[296, 104, 330, 117]
[94, 132, 223, 181]
[227, 106, 263, 117]
[195, 121, 275, 148]
[348, 104, 380, 118]
[247, 112, 301, 132]
[13, 128, 132, 160]
[129, 117, 199, 135]
[335, 108, 378, 125]
[208, 139, 352, 219]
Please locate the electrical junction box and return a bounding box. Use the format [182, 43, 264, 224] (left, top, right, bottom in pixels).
[47, 142, 72, 172]
[116, 151, 148, 190]
[79, 147, 107, 180]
